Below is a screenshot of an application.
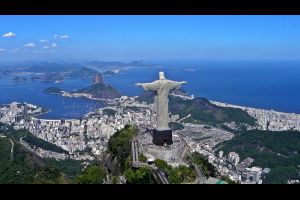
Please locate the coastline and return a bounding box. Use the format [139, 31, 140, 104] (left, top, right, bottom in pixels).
[210, 100, 300, 131]
[29, 94, 300, 126]
[29, 92, 112, 120]
[210, 100, 300, 116]
[4, 93, 299, 132]
[33, 108, 52, 118]
[61, 91, 113, 103]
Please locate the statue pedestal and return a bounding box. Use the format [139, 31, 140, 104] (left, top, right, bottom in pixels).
[151, 129, 173, 146]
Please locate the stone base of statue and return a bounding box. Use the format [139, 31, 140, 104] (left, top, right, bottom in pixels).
[151, 129, 173, 146]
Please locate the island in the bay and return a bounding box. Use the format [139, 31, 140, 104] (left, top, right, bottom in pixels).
[44, 72, 121, 100]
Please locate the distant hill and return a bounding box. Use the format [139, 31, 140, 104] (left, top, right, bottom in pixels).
[26, 66, 98, 82]
[24, 62, 83, 73]
[137, 91, 256, 127]
[68, 67, 98, 78]
[76, 83, 121, 99]
[6, 61, 157, 78]
[44, 72, 120, 100]
[39, 72, 64, 82]
[74, 71, 121, 99]
[17, 62, 97, 79]
[84, 61, 125, 68]
[83, 60, 157, 69]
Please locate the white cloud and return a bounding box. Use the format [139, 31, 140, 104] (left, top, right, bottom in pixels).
[2, 32, 16, 38]
[24, 43, 35, 48]
[39, 39, 48, 43]
[54, 34, 70, 39]
[51, 42, 58, 48]
[43, 45, 50, 49]
[0, 48, 5, 52]
[59, 35, 70, 39]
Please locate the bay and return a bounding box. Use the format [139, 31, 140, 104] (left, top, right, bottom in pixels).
[1, 59, 300, 119]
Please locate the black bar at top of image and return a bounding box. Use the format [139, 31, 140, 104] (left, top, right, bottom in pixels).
[0, 0, 300, 14]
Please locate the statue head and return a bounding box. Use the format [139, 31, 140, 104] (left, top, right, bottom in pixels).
[159, 71, 166, 80]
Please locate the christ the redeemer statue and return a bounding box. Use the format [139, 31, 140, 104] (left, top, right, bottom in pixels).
[135, 71, 187, 146]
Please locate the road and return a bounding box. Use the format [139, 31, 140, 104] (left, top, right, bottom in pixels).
[131, 139, 140, 167]
[131, 139, 169, 184]
[9, 138, 14, 163]
[192, 163, 207, 184]
[149, 165, 169, 184]
[178, 137, 207, 184]
[131, 136, 170, 184]
[156, 169, 169, 184]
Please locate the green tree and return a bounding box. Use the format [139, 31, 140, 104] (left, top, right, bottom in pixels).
[108, 125, 137, 172]
[169, 169, 181, 184]
[75, 165, 106, 184]
[189, 152, 217, 177]
[169, 165, 196, 184]
[44, 158, 83, 179]
[139, 153, 147, 163]
[124, 166, 153, 184]
[154, 159, 172, 174]
[33, 167, 69, 184]
[112, 176, 119, 184]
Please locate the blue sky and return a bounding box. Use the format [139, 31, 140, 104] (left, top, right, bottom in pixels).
[1, 15, 300, 62]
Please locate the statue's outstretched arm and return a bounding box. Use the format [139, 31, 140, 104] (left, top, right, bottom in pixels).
[135, 83, 143, 86]
[169, 80, 187, 90]
[135, 82, 158, 91]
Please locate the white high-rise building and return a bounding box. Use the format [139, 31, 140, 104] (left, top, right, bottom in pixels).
[234, 156, 240, 165]
[228, 152, 240, 165]
[219, 151, 223, 158]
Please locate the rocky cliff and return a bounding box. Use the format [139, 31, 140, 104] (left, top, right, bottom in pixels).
[75, 72, 120, 99]
[92, 72, 104, 84]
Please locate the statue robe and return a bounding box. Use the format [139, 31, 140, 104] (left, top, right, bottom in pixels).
[141, 79, 183, 131]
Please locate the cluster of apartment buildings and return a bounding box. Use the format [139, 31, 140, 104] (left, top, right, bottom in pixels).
[0, 96, 157, 161]
[211, 101, 300, 131]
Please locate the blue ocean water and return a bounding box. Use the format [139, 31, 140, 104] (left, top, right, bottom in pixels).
[0, 77, 103, 119]
[1, 59, 300, 119]
[106, 60, 300, 114]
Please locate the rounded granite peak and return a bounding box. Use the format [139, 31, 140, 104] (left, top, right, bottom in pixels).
[92, 72, 104, 84]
